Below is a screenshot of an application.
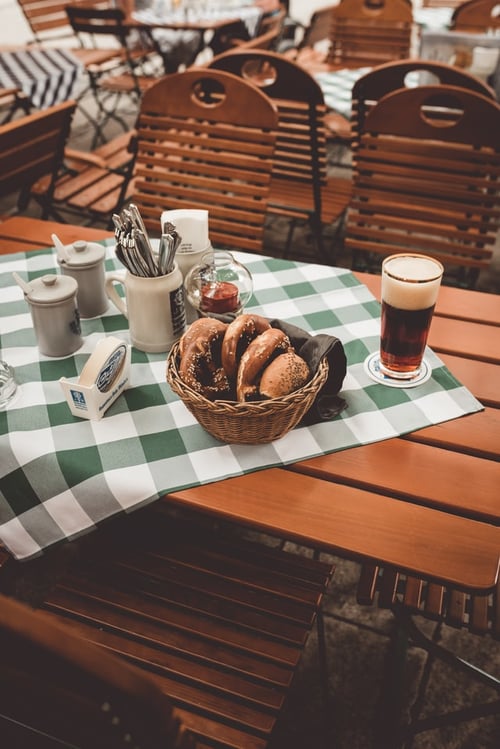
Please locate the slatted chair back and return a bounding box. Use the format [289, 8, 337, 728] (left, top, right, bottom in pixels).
[209, 48, 352, 258]
[0, 592, 197, 748]
[0, 504, 334, 749]
[344, 84, 500, 287]
[132, 68, 278, 254]
[17, 0, 106, 44]
[65, 6, 161, 95]
[451, 0, 500, 32]
[327, 0, 414, 69]
[350, 58, 496, 151]
[15, 0, 123, 70]
[0, 100, 75, 217]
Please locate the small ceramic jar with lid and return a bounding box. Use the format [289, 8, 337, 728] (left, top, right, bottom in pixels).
[22, 274, 83, 357]
[57, 240, 108, 318]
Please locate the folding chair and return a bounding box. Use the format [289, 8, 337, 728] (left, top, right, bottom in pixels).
[209, 49, 352, 260]
[131, 68, 278, 254]
[65, 6, 165, 147]
[28, 129, 136, 229]
[0, 100, 75, 219]
[0, 502, 334, 749]
[344, 84, 500, 288]
[357, 566, 500, 749]
[350, 58, 497, 151]
[0, 590, 197, 748]
[326, 0, 414, 70]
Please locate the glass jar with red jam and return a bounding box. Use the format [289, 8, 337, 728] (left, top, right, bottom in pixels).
[184, 250, 253, 320]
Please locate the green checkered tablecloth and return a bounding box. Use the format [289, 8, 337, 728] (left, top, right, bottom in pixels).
[0, 244, 483, 560]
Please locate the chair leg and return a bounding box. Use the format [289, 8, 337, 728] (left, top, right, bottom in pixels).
[372, 612, 409, 749]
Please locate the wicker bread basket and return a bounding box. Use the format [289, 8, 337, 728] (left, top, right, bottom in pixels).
[166, 340, 329, 444]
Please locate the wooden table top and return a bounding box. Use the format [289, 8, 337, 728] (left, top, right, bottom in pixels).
[1, 218, 498, 591]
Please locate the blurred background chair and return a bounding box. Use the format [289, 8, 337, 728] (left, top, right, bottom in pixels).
[344, 84, 500, 288]
[0, 591, 197, 748]
[28, 129, 135, 229]
[0, 99, 75, 220]
[130, 67, 278, 254]
[451, 0, 500, 32]
[65, 5, 165, 147]
[15, 0, 123, 67]
[209, 49, 352, 260]
[326, 0, 414, 70]
[0, 93, 134, 229]
[350, 58, 497, 153]
[0, 503, 334, 749]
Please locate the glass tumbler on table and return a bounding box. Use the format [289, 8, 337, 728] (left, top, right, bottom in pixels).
[379, 253, 444, 380]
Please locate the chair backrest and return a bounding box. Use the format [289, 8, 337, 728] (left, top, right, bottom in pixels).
[16, 0, 111, 44]
[345, 84, 500, 286]
[209, 49, 329, 191]
[451, 0, 500, 32]
[0, 592, 197, 748]
[351, 58, 496, 148]
[132, 68, 278, 254]
[65, 5, 134, 50]
[327, 0, 414, 69]
[0, 100, 75, 211]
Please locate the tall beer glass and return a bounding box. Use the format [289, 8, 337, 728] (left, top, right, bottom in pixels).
[380, 254, 444, 379]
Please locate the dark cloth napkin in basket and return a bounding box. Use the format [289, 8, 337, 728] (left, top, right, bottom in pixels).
[270, 319, 347, 425]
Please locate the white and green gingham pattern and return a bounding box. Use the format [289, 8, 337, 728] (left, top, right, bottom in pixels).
[0, 244, 483, 560]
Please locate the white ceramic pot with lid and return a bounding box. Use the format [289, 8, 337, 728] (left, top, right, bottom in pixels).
[56, 239, 108, 318]
[20, 273, 83, 357]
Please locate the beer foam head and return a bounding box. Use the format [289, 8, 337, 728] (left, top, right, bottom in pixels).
[382, 255, 443, 311]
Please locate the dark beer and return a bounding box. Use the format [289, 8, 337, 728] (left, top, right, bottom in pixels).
[380, 301, 435, 374]
[380, 255, 443, 379]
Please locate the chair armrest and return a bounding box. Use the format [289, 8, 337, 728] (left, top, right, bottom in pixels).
[64, 147, 108, 170]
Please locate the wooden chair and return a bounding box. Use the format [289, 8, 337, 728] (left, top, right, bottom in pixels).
[451, 0, 500, 33]
[350, 58, 497, 152]
[15, 1, 126, 92]
[0, 590, 197, 748]
[0, 503, 334, 749]
[209, 49, 352, 259]
[0, 100, 75, 219]
[326, 0, 414, 70]
[28, 129, 136, 229]
[344, 84, 500, 288]
[131, 68, 278, 254]
[65, 6, 164, 147]
[357, 566, 500, 748]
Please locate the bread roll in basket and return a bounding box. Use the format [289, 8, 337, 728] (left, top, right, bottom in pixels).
[166, 315, 331, 444]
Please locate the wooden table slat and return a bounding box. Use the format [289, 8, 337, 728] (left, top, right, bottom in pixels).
[168, 469, 500, 592]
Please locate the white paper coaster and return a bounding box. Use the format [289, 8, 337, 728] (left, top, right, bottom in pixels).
[364, 352, 432, 389]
